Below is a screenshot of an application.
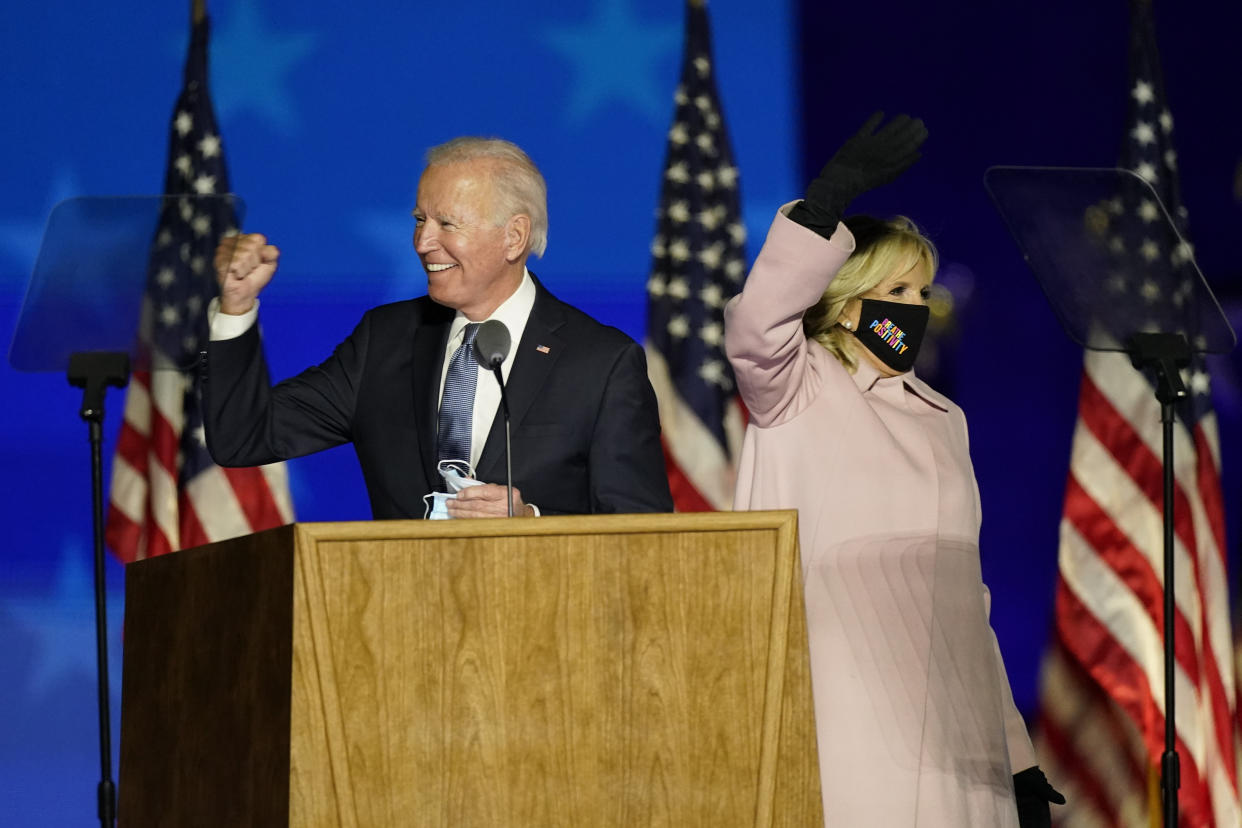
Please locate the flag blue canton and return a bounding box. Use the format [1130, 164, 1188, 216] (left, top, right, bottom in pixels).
[145, 18, 237, 486]
[1109, 0, 1218, 427]
[644, 1, 746, 449]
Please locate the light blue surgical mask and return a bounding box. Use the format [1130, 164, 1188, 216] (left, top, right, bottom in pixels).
[421, 459, 480, 519]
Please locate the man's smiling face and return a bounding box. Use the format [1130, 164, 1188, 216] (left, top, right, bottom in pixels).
[412, 160, 520, 320]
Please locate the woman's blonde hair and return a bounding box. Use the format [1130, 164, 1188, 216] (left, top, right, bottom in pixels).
[802, 215, 938, 373]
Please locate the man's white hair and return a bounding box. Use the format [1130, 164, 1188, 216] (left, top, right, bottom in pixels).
[425, 137, 548, 258]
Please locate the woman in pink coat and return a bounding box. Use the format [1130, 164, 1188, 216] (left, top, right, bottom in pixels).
[724, 113, 1064, 826]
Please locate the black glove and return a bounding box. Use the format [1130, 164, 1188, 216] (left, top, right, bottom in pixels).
[1013, 765, 1066, 828]
[787, 111, 928, 239]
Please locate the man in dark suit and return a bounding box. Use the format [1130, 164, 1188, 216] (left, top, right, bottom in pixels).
[203, 137, 672, 518]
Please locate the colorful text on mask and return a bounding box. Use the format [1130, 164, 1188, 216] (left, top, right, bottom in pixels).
[868, 318, 909, 354]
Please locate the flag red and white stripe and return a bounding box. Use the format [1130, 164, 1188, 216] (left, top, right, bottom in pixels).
[1038, 351, 1239, 826]
[1034, 3, 1240, 824]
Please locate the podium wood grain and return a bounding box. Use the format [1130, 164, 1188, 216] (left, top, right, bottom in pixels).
[119, 511, 822, 827]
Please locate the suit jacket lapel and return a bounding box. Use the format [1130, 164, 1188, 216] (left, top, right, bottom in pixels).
[476, 278, 566, 480]
[412, 302, 454, 491]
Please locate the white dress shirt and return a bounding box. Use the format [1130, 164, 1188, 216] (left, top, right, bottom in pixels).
[435, 269, 536, 470]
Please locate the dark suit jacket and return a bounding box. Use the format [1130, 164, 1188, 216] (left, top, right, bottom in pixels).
[202, 277, 673, 518]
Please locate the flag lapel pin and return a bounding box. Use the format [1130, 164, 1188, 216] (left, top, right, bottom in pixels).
[535, 344, 551, 354]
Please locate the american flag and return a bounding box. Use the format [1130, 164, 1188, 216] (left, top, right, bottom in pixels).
[1034, 1, 1241, 824]
[105, 15, 293, 563]
[644, 0, 747, 511]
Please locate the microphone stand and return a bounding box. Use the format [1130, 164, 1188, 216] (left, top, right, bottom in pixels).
[67, 350, 129, 828]
[491, 364, 513, 517]
[1126, 332, 1189, 827]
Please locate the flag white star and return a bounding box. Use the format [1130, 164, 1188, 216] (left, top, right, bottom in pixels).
[668, 240, 691, 261]
[1137, 200, 1159, 223]
[1159, 110, 1173, 131]
[650, 236, 666, 257]
[198, 134, 221, 158]
[725, 258, 745, 281]
[174, 155, 193, 178]
[174, 111, 193, 136]
[192, 215, 212, 237]
[1189, 370, 1210, 396]
[160, 304, 181, 327]
[1131, 80, 1154, 105]
[1140, 279, 1160, 301]
[667, 278, 690, 300]
[1139, 240, 1160, 262]
[666, 162, 690, 183]
[697, 242, 724, 269]
[668, 201, 690, 223]
[1134, 161, 1158, 184]
[700, 283, 724, 308]
[698, 207, 721, 230]
[669, 123, 689, 145]
[695, 132, 715, 154]
[698, 359, 731, 389]
[696, 171, 715, 190]
[727, 222, 746, 245]
[699, 322, 723, 346]
[668, 314, 690, 338]
[716, 165, 738, 189]
[694, 56, 710, 78]
[193, 174, 217, 194]
[647, 274, 667, 297]
[1131, 122, 1156, 145]
[156, 266, 176, 288]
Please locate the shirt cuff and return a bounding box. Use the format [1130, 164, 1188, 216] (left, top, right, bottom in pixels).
[527, 502, 541, 517]
[208, 297, 259, 340]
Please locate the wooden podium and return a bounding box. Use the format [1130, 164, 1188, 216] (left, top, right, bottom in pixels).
[119, 511, 822, 826]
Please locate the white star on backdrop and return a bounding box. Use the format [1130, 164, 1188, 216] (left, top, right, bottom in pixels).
[0, 170, 84, 280]
[8, 539, 123, 698]
[208, 0, 318, 135]
[542, 0, 680, 125]
[354, 208, 426, 305]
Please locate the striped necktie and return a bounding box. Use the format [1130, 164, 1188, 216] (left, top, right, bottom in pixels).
[437, 322, 481, 465]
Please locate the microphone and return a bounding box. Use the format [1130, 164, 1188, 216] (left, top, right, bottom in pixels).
[472, 320, 515, 516]
[473, 319, 511, 370]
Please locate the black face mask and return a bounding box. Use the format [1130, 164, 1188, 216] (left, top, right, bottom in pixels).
[851, 298, 929, 373]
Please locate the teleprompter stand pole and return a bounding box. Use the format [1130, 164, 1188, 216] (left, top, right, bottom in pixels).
[1125, 332, 1190, 828]
[67, 351, 130, 828]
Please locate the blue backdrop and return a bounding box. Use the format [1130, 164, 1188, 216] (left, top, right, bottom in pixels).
[1, 0, 1238, 823]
